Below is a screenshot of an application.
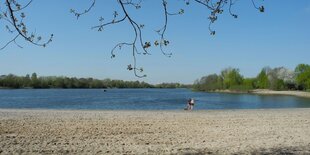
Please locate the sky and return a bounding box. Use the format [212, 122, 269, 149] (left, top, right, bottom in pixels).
[0, 0, 310, 84]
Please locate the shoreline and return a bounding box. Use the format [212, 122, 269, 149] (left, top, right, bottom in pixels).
[1, 108, 310, 154]
[209, 89, 310, 98]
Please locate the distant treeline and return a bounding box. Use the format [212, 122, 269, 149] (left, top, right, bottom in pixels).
[0, 73, 189, 89]
[193, 64, 310, 92]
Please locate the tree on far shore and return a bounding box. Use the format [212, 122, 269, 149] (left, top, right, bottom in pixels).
[256, 68, 269, 89]
[295, 64, 310, 91]
[193, 64, 310, 92]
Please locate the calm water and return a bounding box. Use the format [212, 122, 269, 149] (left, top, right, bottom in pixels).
[0, 89, 309, 110]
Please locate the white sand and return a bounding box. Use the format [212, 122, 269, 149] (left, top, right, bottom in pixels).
[250, 89, 310, 98]
[1, 109, 310, 154]
[213, 89, 310, 98]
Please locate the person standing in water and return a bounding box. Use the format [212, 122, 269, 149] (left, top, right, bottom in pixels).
[185, 98, 195, 110]
[189, 98, 195, 110]
[186, 98, 191, 110]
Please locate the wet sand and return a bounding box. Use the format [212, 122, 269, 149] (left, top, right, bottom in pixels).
[1, 109, 310, 154]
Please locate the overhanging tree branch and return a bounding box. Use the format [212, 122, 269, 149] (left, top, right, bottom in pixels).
[1, 0, 265, 77]
[0, 0, 53, 50]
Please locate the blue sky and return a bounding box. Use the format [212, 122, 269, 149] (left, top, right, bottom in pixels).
[0, 0, 310, 84]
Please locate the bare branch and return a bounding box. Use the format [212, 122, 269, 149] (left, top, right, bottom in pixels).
[1, 0, 53, 51]
[0, 34, 19, 50]
[1, 0, 265, 78]
[71, 0, 264, 77]
[70, 0, 96, 19]
[12, 0, 33, 12]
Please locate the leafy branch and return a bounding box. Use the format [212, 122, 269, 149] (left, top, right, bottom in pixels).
[0, 0, 53, 50]
[70, 0, 264, 77]
[0, 0, 265, 78]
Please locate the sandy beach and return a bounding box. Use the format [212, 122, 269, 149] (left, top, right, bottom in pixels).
[1, 109, 310, 154]
[212, 89, 310, 99]
[250, 89, 310, 98]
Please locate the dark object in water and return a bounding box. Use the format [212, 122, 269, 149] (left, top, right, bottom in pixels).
[103, 89, 107, 92]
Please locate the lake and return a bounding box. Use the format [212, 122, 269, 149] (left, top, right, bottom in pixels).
[0, 89, 309, 110]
